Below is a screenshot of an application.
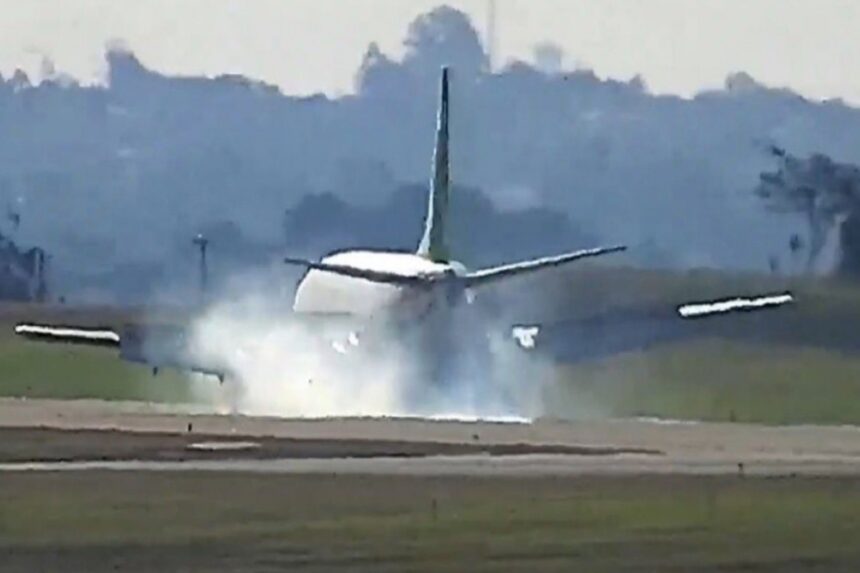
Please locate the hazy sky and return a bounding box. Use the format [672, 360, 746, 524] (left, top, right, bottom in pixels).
[1, 0, 859, 104]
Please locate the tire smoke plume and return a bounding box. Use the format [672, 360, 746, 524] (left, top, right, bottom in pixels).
[185, 277, 549, 421]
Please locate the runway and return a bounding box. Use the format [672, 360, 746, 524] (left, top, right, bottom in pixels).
[5, 453, 860, 477]
[2, 397, 860, 476]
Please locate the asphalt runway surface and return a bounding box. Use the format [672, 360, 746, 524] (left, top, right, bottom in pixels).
[2, 397, 860, 476]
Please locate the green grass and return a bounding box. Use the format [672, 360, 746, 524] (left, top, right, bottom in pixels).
[1, 472, 859, 571]
[552, 339, 860, 425]
[3, 328, 860, 425]
[0, 332, 197, 403]
[10, 333, 860, 425]
[512, 266, 860, 425]
[0, 302, 202, 403]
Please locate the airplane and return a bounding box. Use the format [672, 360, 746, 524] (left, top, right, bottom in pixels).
[13, 66, 795, 389]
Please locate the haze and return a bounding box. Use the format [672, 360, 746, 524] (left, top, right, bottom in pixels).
[1, 3, 859, 304]
[2, 0, 860, 104]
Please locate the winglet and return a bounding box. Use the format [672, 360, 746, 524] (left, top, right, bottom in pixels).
[677, 292, 794, 319]
[14, 323, 120, 346]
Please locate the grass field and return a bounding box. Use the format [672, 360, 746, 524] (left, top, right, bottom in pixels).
[0, 332, 195, 403]
[552, 340, 860, 425]
[2, 472, 859, 572]
[0, 302, 200, 403]
[4, 334, 859, 425]
[1, 266, 860, 425]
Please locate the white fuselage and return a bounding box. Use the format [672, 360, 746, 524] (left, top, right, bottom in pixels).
[292, 250, 460, 320]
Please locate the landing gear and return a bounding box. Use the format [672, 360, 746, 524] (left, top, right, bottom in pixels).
[201, 370, 242, 416]
[402, 304, 497, 413]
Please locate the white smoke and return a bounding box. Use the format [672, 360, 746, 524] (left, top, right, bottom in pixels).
[183, 275, 550, 420]
[187, 296, 407, 417]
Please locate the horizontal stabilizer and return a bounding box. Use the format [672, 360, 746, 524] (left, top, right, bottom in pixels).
[463, 245, 626, 288]
[284, 257, 430, 286]
[677, 293, 794, 319]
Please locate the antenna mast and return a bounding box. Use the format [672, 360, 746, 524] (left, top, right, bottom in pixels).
[487, 0, 497, 71]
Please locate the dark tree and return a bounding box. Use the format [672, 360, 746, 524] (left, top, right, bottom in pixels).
[755, 147, 860, 274]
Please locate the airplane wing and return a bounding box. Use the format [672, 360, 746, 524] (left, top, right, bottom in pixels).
[12, 288, 795, 381]
[284, 257, 430, 286]
[14, 322, 228, 380]
[463, 245, 627, 288]
[13, 309, 369, 380]
[675, 293, 794, 319]
[509, 292, 794, 356]
[14, 324, 120, 346]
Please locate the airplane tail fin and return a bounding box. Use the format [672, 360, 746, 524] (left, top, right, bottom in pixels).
[417, 66, 451, 263]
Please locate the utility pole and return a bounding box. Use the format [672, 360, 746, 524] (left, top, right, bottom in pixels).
[192, 233, 209, 301]
[34, 249, 47, 302]
[6, 207, 20, 234]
